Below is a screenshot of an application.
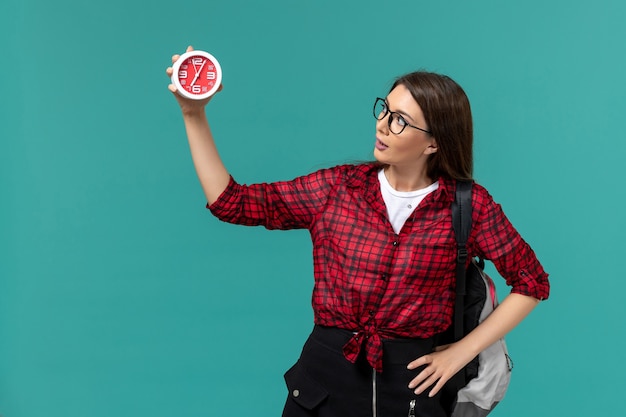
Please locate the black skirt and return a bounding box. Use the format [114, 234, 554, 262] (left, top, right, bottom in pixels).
[282, 325, 448, 417]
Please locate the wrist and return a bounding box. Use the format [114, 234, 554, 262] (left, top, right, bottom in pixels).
[453, 332, 486, 360]
[181, 106, 208, 119]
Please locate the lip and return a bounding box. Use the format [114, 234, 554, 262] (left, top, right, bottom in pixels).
[375, 137, 388, 150]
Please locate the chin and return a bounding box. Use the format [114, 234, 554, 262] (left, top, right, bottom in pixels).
[373, 149, 386, 163]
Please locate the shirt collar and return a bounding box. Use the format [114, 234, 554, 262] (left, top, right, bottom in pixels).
[345, 163, 457, 206]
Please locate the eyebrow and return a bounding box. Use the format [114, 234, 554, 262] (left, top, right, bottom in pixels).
[384, 99, 416, 123]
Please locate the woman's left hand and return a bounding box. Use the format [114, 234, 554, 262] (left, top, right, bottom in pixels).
[408, 293, 542, 397]
[407, 342, 474, 397]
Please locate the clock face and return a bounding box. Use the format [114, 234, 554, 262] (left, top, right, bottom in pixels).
[171, 50, 222, 100]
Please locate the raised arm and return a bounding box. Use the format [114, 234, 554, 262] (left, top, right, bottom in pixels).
[166, 46, 230, 205]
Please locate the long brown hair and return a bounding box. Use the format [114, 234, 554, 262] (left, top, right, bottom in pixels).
[391, 72, 473, 181]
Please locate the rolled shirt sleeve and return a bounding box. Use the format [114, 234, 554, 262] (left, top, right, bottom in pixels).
[469, 184, 550, 300]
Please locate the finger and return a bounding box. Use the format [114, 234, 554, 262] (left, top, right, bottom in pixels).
[427, 377, 448, 398]
[168, 84, 177, 93]
[413, 373, 440, 395]
[166, 67, 173, 76]
[172, 45, 193, 64]
[407, 354, 431, 370]
[408, 364, 434, 389]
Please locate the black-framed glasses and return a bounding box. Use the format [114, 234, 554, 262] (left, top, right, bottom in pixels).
[373, 97, 432, 135]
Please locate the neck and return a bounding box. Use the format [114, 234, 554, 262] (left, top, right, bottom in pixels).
[383, 164, 434, 191]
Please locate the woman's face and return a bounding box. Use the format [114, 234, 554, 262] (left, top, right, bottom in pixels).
[373, 84, 437, 169]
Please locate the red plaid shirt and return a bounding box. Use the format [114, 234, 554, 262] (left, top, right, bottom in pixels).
[208, 163, 550, 371]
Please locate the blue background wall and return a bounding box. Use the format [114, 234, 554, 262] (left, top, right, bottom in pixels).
[2, 0, 624, 416]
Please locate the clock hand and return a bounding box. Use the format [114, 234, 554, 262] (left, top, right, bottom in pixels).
[190, 60, 207, 86]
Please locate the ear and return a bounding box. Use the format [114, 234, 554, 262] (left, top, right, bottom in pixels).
[424, 139, 438, 155]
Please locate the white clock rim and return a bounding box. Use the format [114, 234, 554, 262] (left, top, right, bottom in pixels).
[171, 50, 223, 100]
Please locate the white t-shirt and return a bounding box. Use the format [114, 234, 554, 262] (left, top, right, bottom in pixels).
[378, 169, 440, 234]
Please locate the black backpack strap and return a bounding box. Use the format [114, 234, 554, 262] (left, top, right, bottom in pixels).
[451, 180, 473, 342]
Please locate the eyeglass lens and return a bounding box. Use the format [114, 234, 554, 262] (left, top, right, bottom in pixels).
[374, 99, 407, 134]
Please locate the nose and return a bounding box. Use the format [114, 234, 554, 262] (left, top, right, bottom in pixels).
[376, 113, 390, 135]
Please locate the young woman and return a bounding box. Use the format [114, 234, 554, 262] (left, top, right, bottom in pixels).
[166, 47, 550, 417]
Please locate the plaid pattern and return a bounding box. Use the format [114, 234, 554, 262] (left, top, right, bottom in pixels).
[209, 163, 550, 371]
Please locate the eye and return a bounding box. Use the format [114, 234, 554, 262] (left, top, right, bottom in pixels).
[394, 114, 408, 127]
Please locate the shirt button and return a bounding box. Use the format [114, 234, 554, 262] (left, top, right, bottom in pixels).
[392, 241, 399, 246]
[292, 389, 300, 398]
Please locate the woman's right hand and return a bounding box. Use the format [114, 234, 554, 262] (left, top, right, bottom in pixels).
[166, 46, 223, 115]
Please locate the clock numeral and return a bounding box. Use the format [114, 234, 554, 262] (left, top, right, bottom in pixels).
[192, 57, 203, 65]
[207, 72, 216, 80]
[192, 85, 201, 94]
[208, 65, 215, 70]
[179, 70, 188, 79]
[181, 64, 188, 69]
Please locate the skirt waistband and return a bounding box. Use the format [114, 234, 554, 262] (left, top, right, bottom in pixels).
[311, 325, 435, 365]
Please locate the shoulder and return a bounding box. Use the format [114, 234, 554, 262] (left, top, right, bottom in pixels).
[468, 181, 506, 225]
[306, 162, 377, 176]
[286, 162, 380, 192]
[470, 181, 495, 206]
[439, 178, 501, 217]
[314, 162, 381, 188]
